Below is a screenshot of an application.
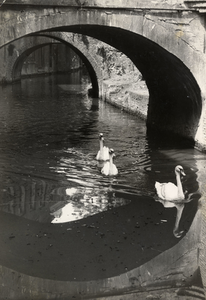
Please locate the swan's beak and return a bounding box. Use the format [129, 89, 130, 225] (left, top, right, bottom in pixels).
[181, 170, 186, 176]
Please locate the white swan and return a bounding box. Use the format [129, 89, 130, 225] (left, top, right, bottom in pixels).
[96, 133, 109, 161]
[101, 148, 118, 176]
[155, 165, 186, 201]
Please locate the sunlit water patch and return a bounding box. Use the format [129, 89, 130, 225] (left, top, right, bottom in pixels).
[50, 187, 130, 223]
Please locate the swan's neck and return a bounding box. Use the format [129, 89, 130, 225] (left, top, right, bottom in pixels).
[109, 155, 113, 166]
[99, 139, 104, 151]
[176, 172, 184, 199]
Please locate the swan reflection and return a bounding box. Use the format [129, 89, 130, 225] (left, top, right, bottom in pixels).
[155, 192, 197, 238]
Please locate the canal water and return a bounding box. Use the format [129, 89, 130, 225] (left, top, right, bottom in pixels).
[0, 73, 203, 285]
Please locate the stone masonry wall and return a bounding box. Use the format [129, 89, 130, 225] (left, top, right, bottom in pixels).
[102, 79, 149, 120]
[93, 40, 149, 119]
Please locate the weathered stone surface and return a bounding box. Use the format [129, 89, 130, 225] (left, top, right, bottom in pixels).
[0, 3, 204, 149]
[3, 0, 187, 9]
[102, 78, 149, 120]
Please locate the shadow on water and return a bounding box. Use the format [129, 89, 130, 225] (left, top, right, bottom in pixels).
[147, 128, 196, 150]
[0, 74, 204, 296]
[0, 191, 200, 281]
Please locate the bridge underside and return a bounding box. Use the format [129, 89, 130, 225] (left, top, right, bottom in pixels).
[45, 25, 201, 142]
[3, 22, 203, 143]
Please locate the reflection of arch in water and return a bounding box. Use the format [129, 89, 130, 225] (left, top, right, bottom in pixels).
[0, 193, 201, 292]
[0, 178, 54, 222]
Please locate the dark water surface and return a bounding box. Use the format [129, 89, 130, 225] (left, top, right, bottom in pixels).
[0, 74, 203, 282]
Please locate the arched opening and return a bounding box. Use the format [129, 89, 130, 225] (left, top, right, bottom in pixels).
[12, 43, 59, 81]
[38, 25, 202, 142]
[12, 36, 100, 98]
[35, 33, 101, 98]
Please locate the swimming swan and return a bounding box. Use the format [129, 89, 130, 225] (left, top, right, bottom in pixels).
[101, 148, 118, 176]
[96, 133, 109, 161]
[155, 165, 186, 201]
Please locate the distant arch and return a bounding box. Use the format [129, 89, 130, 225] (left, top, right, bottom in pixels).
[8, 34, 103, 97]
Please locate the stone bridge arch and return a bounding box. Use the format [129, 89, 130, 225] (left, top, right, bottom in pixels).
[11, 39, 58, 82]
[0, 6, 204, 92]
[37, 32, 104, 97]
[2, 33, 103, 97]
[66, 25, 201, 143]
[0, 6, 204, 146]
